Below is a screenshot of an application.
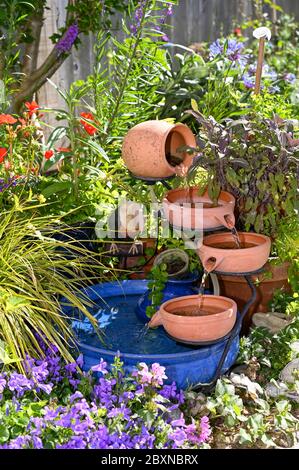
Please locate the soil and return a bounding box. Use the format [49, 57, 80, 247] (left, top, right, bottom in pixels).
[165, 259, 185, 274]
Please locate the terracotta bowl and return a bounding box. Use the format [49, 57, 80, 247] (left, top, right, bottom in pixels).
[148, 295, 237, 342]
[163, 187, 235, 230]
[198, 232, 271, 274]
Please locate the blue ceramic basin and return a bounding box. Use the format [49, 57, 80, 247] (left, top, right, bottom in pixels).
[62, 280, 240, 389]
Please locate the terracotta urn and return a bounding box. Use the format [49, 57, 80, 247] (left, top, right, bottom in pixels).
[122, 120, 196, 178]
[198, 232, 271, 274]
[148, 294, 237, 342]
[163, 187, 235, 231]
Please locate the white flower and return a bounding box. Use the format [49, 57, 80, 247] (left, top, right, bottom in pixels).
[253, 27, 271, 41]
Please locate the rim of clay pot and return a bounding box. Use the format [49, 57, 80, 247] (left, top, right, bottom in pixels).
[153, 248, 189, 278]
[201, 232, 271, 252]
[163, 187, 235, 207]
[162, 123, 196, 173]
[160, 294, 237, 320]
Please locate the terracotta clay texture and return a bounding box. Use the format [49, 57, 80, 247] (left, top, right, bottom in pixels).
[198, 232, 271, 274]
[122, 120, 196, 178]
[149, 294, 237, 342]
[163, 187, 235, 231]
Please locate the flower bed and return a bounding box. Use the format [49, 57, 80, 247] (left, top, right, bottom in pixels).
[0, 341, 210, 449]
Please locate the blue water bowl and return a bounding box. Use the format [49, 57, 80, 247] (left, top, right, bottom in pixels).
[136, 271, 211, 323]
[61, 280, 240, 389]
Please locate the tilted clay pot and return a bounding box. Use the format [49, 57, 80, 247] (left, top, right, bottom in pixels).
[122, 120, 196, 178]
[198, 232, 271, 274]
[163, 187, 235, 231]
[148, 295, 237, 342]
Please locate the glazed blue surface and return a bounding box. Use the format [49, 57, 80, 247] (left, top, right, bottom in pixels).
[62, 280, 240, 389]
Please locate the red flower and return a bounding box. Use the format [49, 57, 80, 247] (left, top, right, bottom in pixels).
[80, 112, 97, 136]
[0, 147, 8, 163]
[25, 101, 39, 117]
[234, 27, 242, 37]
[0, 114, 17, 125]
[44, 150, 54, 160]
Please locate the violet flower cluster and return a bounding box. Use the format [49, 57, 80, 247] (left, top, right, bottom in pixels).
[55, 23, 79, 54]
[209, 39, 246, 66]
[242, 63, 278, 91]
[130, 1, 173, 42]
[0, 345, 211, 449]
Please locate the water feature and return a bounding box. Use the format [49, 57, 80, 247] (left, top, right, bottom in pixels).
[230, 226, 242, 249]
[62, 280, 240, 389]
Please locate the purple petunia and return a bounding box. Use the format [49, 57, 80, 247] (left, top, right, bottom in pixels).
[55, 23, 79, 54]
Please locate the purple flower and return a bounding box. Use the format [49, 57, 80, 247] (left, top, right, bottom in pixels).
[76, 354, 84, 368]
[284, 73, 296, 85]
[32, 436, 43, 449]
[226, 39, 244, 61]
[55, 23, 79, 54]
[171, 414, 186, 427]
[8, 373, 33, 397]
[37, 383, 53, 395]
[209, 39, 223, 57]
[0, 377, 6, 394]
[107, 405, 131, 421]
[243, 73, 255, 89]
[91, 358, 108, 374]
[268, 85, 280, 94]
[31, 362, 49, 382]
[130, 1, 146, 35]
[70, 391, 84, 403]
[65, 361, 77, 374]
[209, 39, 245, 65]
[168, 428, 187, 447]
[43, 407, 61, 421]
[6, 435, 31, 449]
[199, 415, 212, 442]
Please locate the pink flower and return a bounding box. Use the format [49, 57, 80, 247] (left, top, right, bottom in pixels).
[91, 359, 108, 374]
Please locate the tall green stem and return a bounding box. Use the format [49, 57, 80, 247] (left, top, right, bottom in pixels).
[106, 0, 151, 136]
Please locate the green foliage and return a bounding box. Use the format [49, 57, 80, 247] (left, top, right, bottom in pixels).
[271, 215, 299, 292]
[86, 1, 176, 153]
[188, 111, 299, 237]
[238, 294, 299, 380]
[204, 375, 298, 448]
[146, 263, 169, 318]
[0, 198, 105, 369]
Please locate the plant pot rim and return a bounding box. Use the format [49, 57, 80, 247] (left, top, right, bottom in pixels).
[160, 294, 237, 320]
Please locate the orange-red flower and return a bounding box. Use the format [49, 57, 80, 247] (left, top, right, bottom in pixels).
[80, 112, 97, 136]
[44, 150, 54, 160]
[0, 147, 8, 163]
[234, 27, 242, 37]
[0, 114, 17, 125]
[25, 101, 39, 117]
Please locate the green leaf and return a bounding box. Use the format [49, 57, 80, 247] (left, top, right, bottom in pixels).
[0, 426, 9, 443]
[191, 98, 199, 113]
[47, 126, 67, 148]
[238, 428, 252, 444]
[41, 181, 72, 198]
